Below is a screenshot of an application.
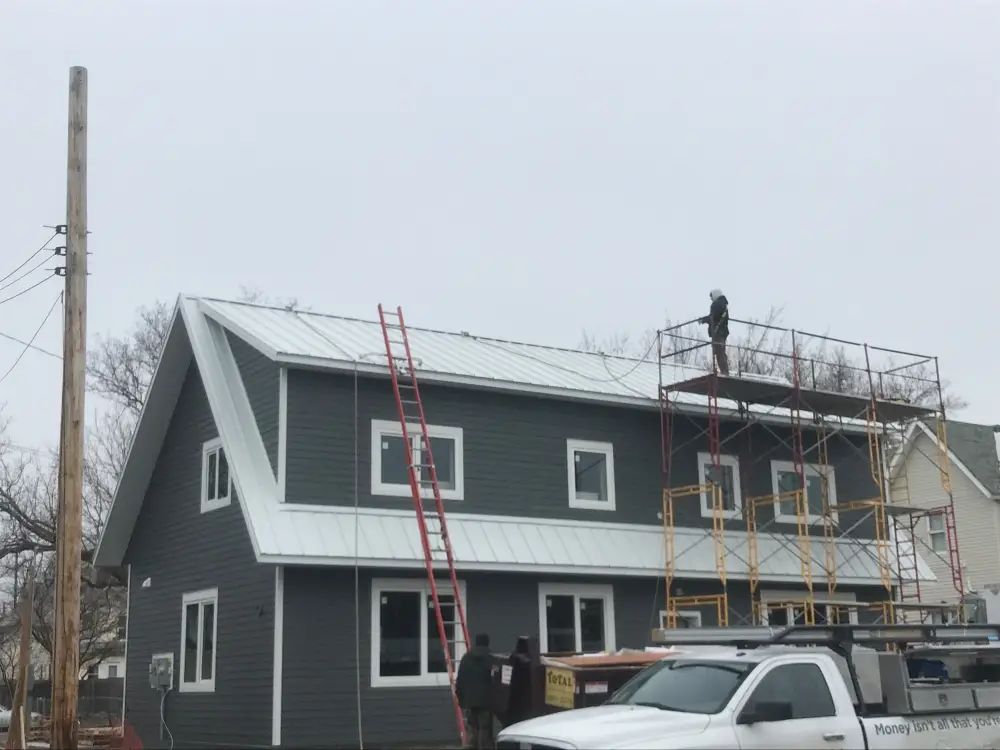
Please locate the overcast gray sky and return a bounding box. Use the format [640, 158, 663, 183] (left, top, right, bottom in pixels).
[1, 0, 997, 450]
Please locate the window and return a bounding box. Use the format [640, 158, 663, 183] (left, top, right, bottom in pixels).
[370, 578, 468, 687]
[538, 583, 616, 653]
[107, 665, 119, 679]
[179, 588, 218, 693]
[658, 610, 703, 629]
[201, 438, 232, 513]
[566, 440, 616, 511]
[370, 420, 464, 501]
[761, 591, 859, 626]
[116, 614, 127, 641]
[927, 513, 947, 553]
[742, 663, 836, 720]
[697, 453, 742, 519]
[770, 460, 836, 524]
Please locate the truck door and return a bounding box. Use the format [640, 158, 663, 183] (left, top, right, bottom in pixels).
[731, 661, 858, 750]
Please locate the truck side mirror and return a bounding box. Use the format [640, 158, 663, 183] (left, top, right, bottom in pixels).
[737, 700, 794, 725]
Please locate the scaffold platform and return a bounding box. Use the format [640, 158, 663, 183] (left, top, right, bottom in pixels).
[663, 373, 936, 423]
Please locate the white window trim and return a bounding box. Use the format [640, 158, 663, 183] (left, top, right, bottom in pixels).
[927, 514, 947, 553]
[370, 419, 465, 501]
[697, 452, 742, 520]
[370, 577, 468, 688]
[566, 439, 617, 511]
[658, 609, 703, 628]
[760, 589, 858, 625]
[200, 438, 232, 513]
[770, 460, 838, 525]
[179, 588, 218, 693]
[537, 583, 616, 653]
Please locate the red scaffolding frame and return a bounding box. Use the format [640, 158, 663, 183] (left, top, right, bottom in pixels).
[656, 315, 964, 628]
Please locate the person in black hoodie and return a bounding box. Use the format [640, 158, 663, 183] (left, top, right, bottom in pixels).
[700, 289, 730, 375]
[456, 633, 495, 749]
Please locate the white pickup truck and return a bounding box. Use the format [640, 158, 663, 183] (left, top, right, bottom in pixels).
[496, 624, 1000, 750]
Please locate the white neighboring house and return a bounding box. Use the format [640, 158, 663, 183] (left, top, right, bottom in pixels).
[32, 613, 127, 681]
[890, 419, 1000, 619]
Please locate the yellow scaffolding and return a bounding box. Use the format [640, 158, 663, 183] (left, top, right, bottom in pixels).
[818, 422, 837, 598]
[656, 321, 963, 632]
[662, 484, 727, 626]
[746, 488, 813, 623]
[665, 594, 729, 628]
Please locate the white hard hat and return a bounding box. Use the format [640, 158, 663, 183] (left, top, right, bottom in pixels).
[709, 289, 723, 301]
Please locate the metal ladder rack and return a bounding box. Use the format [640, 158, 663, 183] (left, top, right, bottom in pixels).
[377, 304, 471, 745]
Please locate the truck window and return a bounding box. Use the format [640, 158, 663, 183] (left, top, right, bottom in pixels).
[746, 663, 836, 719]
[607, 659, 754, 715]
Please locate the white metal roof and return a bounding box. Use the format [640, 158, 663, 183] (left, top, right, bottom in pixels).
[256, 503, 932, 585]
[198, 296, 813, 422]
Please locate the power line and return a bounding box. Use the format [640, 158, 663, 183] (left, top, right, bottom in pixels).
[0, 291, 63, 386]
[0, 273, 56, 306]
[0, 331, 60, 360]
[0, 251, 56, 295]
[0, 232, 58, 287]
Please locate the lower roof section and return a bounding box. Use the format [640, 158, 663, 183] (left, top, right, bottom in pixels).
[258, 504, 934, 585]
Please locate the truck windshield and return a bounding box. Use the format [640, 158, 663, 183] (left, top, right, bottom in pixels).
[606, 659, 755, 715]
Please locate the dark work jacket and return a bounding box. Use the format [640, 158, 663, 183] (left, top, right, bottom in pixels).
[706, 295, 729, 338]
[456, 644, 493, 710]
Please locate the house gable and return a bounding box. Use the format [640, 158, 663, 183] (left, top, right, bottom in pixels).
[94, 296, 281, 568]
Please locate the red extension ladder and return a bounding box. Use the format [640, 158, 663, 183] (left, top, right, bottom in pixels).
[377, 305, 471, 744]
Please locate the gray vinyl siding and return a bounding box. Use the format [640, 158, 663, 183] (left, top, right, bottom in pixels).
[228, 331, 281, 476]
[122, 361, 275, 749]
[279, 567, 884, 748]
[284, 369, 879, 538]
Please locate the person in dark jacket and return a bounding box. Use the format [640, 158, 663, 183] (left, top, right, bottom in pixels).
[456, 633, 495, 749]
[700, 289, 730, 375]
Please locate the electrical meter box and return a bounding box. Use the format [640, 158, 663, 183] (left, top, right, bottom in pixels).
[149, 654, 173, 689]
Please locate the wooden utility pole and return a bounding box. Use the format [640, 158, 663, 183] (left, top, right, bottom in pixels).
[52, 65, 88, 750]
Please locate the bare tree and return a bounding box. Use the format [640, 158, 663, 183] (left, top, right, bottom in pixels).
[238, 285, 309, 312]
[578, 306, 965, 411]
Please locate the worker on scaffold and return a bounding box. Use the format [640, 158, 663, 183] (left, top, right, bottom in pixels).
[700, 289, 730, 376]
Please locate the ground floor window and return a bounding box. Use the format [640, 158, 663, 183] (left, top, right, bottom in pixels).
[761, 590, 859, 626]
[179, 587, 218, 693]
[658, 610, 703, 629]
[371, 578, 467, 688]
[538, 583, 616, 654]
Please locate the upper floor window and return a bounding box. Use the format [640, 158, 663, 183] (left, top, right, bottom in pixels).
[566, 439, 616, 511]
[538, 583, 616, 653]
[370, 578, 467, 688]
[201, 438, 232, 513]
[927, 513, 947, 553]
[370, 420, 465, 500]
[180, 588, 218, 693]
[770, 460, 836, 524]
[697, 453, 742, 519]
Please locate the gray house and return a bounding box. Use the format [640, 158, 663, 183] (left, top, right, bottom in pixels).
[93, 295, 930, 748]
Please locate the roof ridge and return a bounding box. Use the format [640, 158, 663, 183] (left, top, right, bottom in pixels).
[198, 295, 657, 367]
